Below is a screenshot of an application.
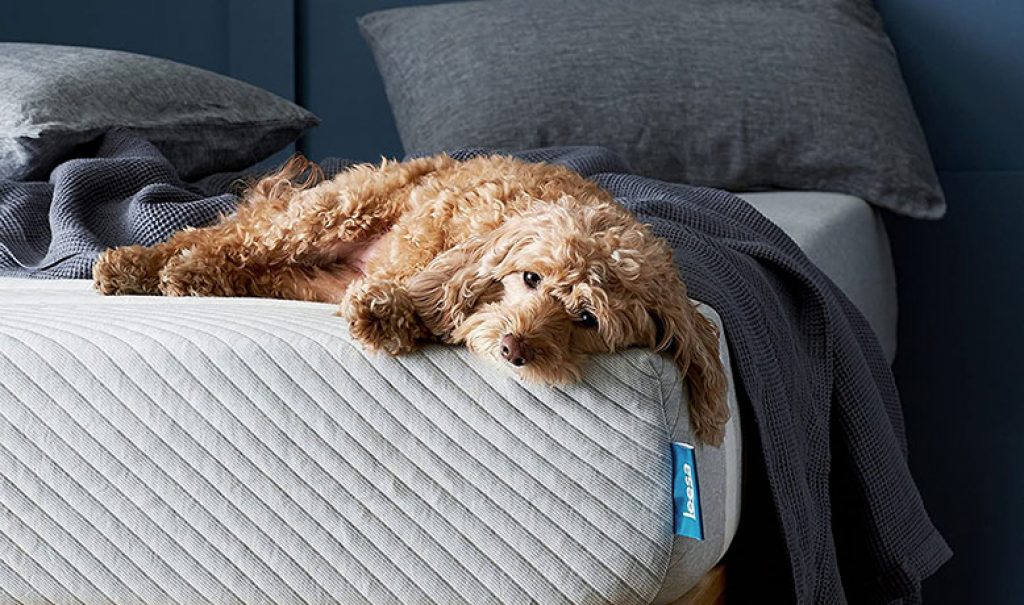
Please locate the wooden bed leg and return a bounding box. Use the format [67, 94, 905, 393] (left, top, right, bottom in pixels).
[669, 564, 726, 605]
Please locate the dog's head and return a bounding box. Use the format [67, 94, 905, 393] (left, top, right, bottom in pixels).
[408, 198, 729, 445]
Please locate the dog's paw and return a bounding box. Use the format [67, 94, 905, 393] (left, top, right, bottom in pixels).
[93, 246, 164, 295]
[340, 280, 427, 355]
[158, 251, 227, 297]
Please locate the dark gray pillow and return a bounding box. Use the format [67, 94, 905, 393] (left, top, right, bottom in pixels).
[0, 43, 318, 181]
[360, 0, 945, 218]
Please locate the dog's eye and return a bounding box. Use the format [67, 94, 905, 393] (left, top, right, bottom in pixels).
[577, 310, 599, 329]
[523, 272, 541, 289]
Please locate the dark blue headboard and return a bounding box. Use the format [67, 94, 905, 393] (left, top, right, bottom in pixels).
[5, 0, 1019, 170]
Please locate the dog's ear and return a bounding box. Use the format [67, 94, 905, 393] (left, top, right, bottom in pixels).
[406, 229, 513, 339]
[648, 279, 729, 446]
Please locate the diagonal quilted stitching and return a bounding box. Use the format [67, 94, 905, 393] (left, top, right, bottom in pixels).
[0, 290, 681, 605]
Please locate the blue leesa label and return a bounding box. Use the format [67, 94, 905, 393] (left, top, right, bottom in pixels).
[672, 442, 704, 540]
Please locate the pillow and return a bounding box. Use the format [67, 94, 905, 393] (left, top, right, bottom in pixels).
[360, 0, 945, 218]
[0, 43, 318, 181]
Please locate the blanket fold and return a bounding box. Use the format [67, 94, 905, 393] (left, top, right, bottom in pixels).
[0, 131, 949, 603]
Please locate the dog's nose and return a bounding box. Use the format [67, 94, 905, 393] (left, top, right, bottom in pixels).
[500, 334, 532, 367]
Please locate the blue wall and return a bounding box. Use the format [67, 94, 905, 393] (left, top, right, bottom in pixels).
[876, 1, 1024, 602]
[295, 0, 415, 162]
[2, 1, 1022, 602]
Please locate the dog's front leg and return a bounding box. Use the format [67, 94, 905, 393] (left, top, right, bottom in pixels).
[341, 232, 503, 354]
[340, 278, 432, 355]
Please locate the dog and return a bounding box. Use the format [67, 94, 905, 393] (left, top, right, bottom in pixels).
[93, 153, 729, 444]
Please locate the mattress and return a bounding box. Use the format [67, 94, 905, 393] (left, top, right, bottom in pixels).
[0, 191, 895, 605]
[0, 279, 742, 605]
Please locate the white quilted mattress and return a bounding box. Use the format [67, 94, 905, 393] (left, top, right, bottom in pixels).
[0, 279, 743, 605]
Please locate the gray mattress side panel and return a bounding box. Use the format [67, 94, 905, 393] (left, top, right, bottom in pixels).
[0, 281, 702, 605]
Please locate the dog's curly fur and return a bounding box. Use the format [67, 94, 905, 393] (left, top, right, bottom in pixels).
[94, 154, 729, 444]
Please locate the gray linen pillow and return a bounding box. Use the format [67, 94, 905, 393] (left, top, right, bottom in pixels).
[360, 0, 945, 218]
[0, 43, 318, 181]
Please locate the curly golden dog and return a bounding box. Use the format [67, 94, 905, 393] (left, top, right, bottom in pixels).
[93, 154, 729, 444]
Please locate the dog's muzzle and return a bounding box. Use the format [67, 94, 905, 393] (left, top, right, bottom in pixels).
[500, 334, 533, 367]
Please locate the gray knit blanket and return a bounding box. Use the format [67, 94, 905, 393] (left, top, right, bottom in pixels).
[0, 131, 949, 603]
[0, 130, 349, 278]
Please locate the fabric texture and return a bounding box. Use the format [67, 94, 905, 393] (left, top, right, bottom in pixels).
[0, 277, 740, 604]
[737, 191, 898, 362]
[0, 130, 340, 279]
[0, 43, 318, 181]
[360, 0, 946, 218]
